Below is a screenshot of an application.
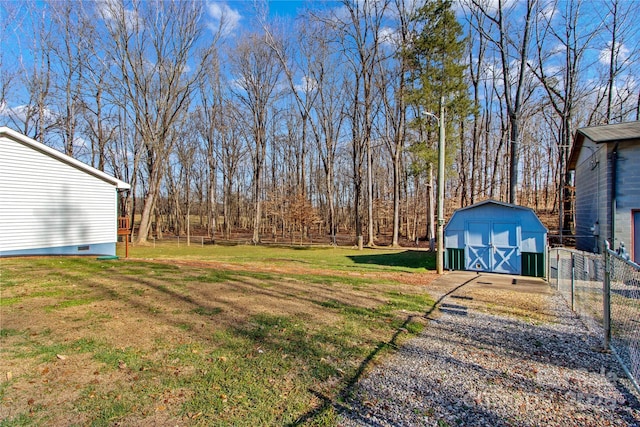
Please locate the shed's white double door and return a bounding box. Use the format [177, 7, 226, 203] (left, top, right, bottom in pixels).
[465, 221, 520, 275]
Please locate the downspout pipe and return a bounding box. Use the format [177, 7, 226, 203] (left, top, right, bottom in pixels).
[610, 143, 619, 249]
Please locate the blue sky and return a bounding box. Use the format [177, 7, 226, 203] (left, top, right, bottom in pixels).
[2, 0, 637, 129]
[206, 0, 342, 35]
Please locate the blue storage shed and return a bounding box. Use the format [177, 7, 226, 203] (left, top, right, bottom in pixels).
[444, 200, 547, 277]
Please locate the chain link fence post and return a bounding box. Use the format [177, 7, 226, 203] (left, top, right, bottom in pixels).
[570, 252, 575, 311]
[550, 245, 640, 393]
[603, 241, 611, 350]
[556, 249, 560, 290]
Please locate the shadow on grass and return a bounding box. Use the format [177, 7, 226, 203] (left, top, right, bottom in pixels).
[285, 315, 414, 426]
[287, 274, 477, 426]
[347, 250, 435, 270]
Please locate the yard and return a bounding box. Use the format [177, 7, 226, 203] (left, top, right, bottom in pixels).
[0, 244, 436, 426]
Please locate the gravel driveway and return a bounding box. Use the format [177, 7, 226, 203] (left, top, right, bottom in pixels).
[338, 271, 640, 426]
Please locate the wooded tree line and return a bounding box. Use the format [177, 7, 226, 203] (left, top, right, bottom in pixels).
[2, 0, 639, 247]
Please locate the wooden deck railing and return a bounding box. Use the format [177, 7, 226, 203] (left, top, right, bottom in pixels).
[117, 217, 131, 257]
[117, 217, 131, 235]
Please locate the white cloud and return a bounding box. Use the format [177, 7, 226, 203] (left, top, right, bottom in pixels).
[328, 4, 351, 24]
[95, 0, 140, 31]
[599, 73, 638, 100]
[94, 0, 119, 22]
[539, 1, 556, 21]
[481, 60, 502, 85]
[327, 1, 389, 26]
[379, 26, 400, 47]
[0, 102, 55, 124]
[229, 76, 247, 93]
[72, 135, 90, 151]
[598, 42, 631, 66]
[206, 2, 242, 36]
[295, 76, 318, 93]
[457, 0, 519, 15]
[540, 63, 563, 82]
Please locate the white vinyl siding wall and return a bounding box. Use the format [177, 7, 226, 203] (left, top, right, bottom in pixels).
[0, 136, 117, 252]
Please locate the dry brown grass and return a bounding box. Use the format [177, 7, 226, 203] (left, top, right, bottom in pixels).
[0, 248, 436, 426]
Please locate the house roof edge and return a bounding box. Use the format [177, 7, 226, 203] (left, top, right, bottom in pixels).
[0, 126, 131, 190]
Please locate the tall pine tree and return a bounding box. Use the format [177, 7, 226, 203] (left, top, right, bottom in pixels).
[404, 0, 469, 241]
[406, 0, 469, 120]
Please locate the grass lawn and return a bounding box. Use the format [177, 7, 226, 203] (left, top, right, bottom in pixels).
[0, 244, 436, 426]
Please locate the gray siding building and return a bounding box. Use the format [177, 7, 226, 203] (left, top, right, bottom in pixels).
[568, 121, 640, 262]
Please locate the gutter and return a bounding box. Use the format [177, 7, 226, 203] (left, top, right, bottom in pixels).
[610, 143, 619, 248]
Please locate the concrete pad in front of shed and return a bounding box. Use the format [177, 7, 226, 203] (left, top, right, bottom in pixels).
[426, 271, 555, 322]
[431, 271, 550, 295]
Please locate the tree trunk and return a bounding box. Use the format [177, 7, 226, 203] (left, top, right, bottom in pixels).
[427, 163, 435, 251]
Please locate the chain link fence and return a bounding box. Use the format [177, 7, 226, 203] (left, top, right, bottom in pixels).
[549, 244, 640, 393]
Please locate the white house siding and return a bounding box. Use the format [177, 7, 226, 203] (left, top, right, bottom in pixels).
[0, 133, 119, 256]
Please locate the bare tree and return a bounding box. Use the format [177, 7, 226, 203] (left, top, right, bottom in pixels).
[174, 124, 198, 245]
[6, 1, 55, 142]
[0, 3, 19, 111]
[377, 0, 412, 246]
[531, 0, 598, 235]
[99, 0, 212, 244]
[595, 0, 640, 124]
[266, 15, 348, 245]
[75, 3, 120, 174]
[196, 53, 225, 239]
[329, 0, 388, 248]
[219, 102, 246, 239]
[13, 0, 638, 247]
[464, 3, 488, 205]
[264, 20, 317, 199]
[230, 33, 282, 244]
[306, 27, 348, 246]
[48, 0, 92, 157]
[472, 0, 536, 205]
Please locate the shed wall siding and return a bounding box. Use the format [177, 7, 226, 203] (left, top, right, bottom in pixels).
[443, 201, 547, 276]
[444, 202, 547, 252]
[521, 231, 545, 253]
[0, 136, 117, 253]
[446, 204, 534, 229]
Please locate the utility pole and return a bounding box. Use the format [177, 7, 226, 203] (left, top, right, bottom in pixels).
[436, 97, 445, 274]
[423, 96, 446, 274]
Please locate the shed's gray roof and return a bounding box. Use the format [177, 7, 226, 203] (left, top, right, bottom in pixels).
[0, 126, 131, 190]
[453, 199, 535, 214]
[577, 121, 640, 143]
[569, 121, 640, 169]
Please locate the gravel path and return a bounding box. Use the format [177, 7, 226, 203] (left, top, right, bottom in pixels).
[338, 273, 640, 427]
